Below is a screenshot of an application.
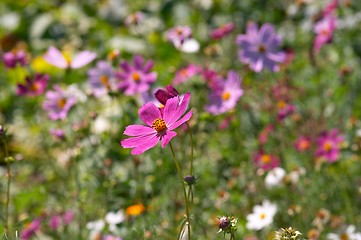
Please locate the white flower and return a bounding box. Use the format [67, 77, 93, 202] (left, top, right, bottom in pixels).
[265, 167, 286, 189]
[92, 116, 111, 134]
[105, 210, 125, 232]
[86, 219, 105, 231]
[246, 200, 277, 231]
[176, 39, 200, 53]
[327, 225, 361, 240]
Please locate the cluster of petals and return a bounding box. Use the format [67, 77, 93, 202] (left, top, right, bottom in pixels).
[43, 46, 96, 69]
[166, 26, 200, 53]
[236, 22, 286, 72]
[327, 225, 361, 240]
[246, 200, 278, 230]
[117, 55, 157, 95]
[294, 136, 311, 152]
[172, 64, 201, 85]
[17, 73, 49, 97]
[121, 93, 192, 155]
[43, 85, 77, 120]
[21, 218, 42, 240]
[277, 101, 295, 121]
[253, 150, 280, 170]
[315, 129, 344, 162]
[210, 22, 235, 40]
[3, 50, 27, 68]
[87, 61, 118, 97]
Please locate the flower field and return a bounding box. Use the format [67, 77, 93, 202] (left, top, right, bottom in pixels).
[1, 0, 361, 239]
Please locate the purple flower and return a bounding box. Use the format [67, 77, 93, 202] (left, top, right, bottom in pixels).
[253, 151, 280, 170]
[117, 55, 157, 95]
[210, 22, 235, 40]
[88, 61, 118, 97]
[206, 71, 243, 115]
[166, 26, 192, 47]
[121, 93, 192, 155]
[49, 128, 65, 140]
[236, 22, 286, 72]
[43, 85, 77, 120]
[154, 85, 179, 105]
[277, 101, 295, 121]
[49, 215, 62, 230]
[172, 64, 201, 85]
[3, 50, 27, 68]
[62, 211, 75, 225]
[21, 218, 42, 240]
[316, 129, 344, 163]
[43, 46, 96, 69]
[313, 16, 336, 53]
[17, 73, 49, 97]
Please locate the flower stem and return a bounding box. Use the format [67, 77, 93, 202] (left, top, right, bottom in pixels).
[186, 122, 194, 176]
[2, 136, 11, 233]
[169, 142, 191, 240]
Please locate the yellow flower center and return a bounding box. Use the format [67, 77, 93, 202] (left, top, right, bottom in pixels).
[132, 72, 141, 82]
[57, 98, 67, 109]
[323, 141, 332, 152]
[152, 118, 167, 133]
[260, 213, 266, 219]
[176, 28, 183, 35]
[180, 69, 188, 76]
[299, 140, 310, 150]
[261, 154, 271, 164]
[31, 82, 41, 92]
[100, 75, 110, 87]
[222, 91, 231, 101]
[62, 51, 72, 65]
[340, 233, 349, 240]
[278, 101, 286, 110]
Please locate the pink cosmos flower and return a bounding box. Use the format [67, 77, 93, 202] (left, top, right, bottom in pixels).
[277, 101, 295, 121]
[253, 151, 280, 170]
[21, 218, 42, 240]
[172, 64, 201, 85]
[313, 16, 336, 53]
[17, 73, 49, 96]
[206, 71, 243, 115]
[117, 55, 157, 95]
[3, 50, 27, 68]
[166, 26, 192, 47]
[236, 22, 286, 72]
[315, 129, 344, 162]
[210, 22, 235, 40]
[121, 93, 192, 155]
[49, 215, 62, 230]
[88, 61, 118, 98]
[62, 211, 75, 225]
[323, 0, 338, 17]
[154, 85, 179, 105]
[202, 68, 223, 90]
[294, 136, 311, 152]
[258, 124, 274, 145]
[43, 85, 77, 120]
[43, 46, 96, 69]
[49, 129, 65, 140]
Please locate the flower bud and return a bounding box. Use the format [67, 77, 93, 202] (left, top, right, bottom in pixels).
[183, 175, 196, 185]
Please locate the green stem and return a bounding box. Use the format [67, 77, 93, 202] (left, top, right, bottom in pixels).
[186, 123, 194, 176]
[2, 137, 11, 233]
[169, 143, 191, 240]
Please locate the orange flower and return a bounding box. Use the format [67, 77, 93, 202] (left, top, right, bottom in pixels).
[126, 203, 145, 216]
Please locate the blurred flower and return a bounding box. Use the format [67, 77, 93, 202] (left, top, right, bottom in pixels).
[63, 211, 74, 225]
[154, 85, 179, 105]
[323, 0, 339, 16]
[20, 218, 42, 240]
[87, 219, 105, 240]
[102, 235, 123, 240]
[3, 50, 26, 68]
[117, 55, 157, 95]
[236, 22, 285, 72]
[43, 85, 77, 120]
[88, 61, 118, 98]
[258, 124, 274, 145]
[66, 84, 88, 103]
[217, 216, 238, 237]
[210, 22, 235, 40]
[49, 129, 65, 140]
[166, 26, 192, 46]
[315, 129, 344, 162]
[172, 64, 201, 85]
[121, 93, 192, 154]
[253, 151, 280, 170]
[274, 227, 302, 240]
[312, 208, 330, 230]
[308, 228, 321, 240]
[313, 16, 336, 53]
[17, 73, 49, 97]
[277, 101, 295, 121]
[49, 215, 62, 230]
[105, 210, 125, 232]
[43, 46, 96, 69]
[126, 203, 145, 216]
[294, 136, 311, 152]
[327, 225, 361, 240]
[265, 167, 286, 189]
[206, 71, 243, 115]
[125, 11, 145, 26]
[246, 200, 277, 230]
[202, 68, 223, 90]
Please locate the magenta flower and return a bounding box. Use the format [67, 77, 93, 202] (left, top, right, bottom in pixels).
[277, 101, 295, 121]
[21, 218, 42, 240]
[236, 22, 286, 72]
[154, 85, 179, 105]
[17, 73, 49, 97]
[49, 128, 65, 140]
[202, 68, 223, 91]
[206, 71, 243, 115]
[43, 46, 96, 69]
[62, 211, 75, 225]
[210, 22, 235, 40]
[172, 64, 201, 85]
[166, 26, 192, 47]
[253, 151, 280, 170]
[43, 85, 77, 120]
[121, 93, 192, 155]
[323, 0, 338, 17]
[49, 215, 62, 230]
[315, 129, 344, 162]
[117, 55, 157, 95]
[313, 16, 336, 53]
[88, 61, 118, 98]
[294, 136, 311, 152]
[3, 50, 27, 68]
[258, 124, 274, 145]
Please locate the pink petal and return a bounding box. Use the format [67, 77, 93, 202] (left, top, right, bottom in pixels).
[43, 46, 68, 69]
[169, 110, 192, 130]
[70, 51, 97, 69]
[131, 134, 159, 155]
[168, 92, 191, 126]
[124, 125, 156, 136]
[161, 130, 177, 148]
[163, 97, 179, 124]
[139, 102, 162, 126]
[121, 133, 157, 148]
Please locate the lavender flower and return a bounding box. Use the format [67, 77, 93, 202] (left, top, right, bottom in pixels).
[43, 85, 77, 120]
[117, 55, 157, 95]
[87, 61, 118, 97]
[3, 50, 27, 68]
[236, 22, 286, 72]
[17, 74, 49, 97]
[206, 71, 243, 115]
